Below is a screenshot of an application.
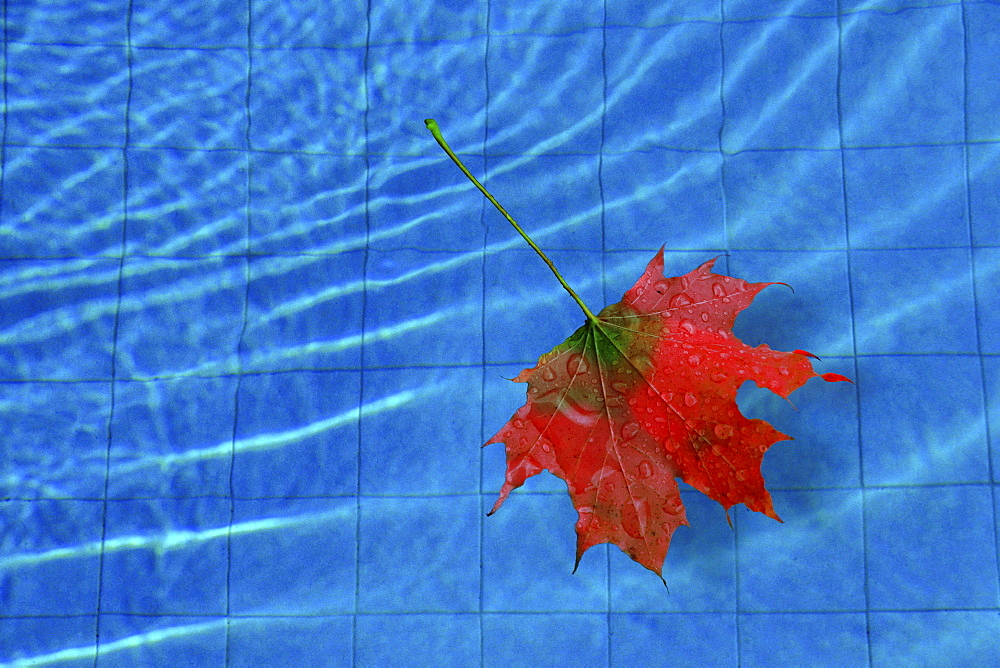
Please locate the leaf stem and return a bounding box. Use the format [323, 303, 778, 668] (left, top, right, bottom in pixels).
[425, 119, 598, 324]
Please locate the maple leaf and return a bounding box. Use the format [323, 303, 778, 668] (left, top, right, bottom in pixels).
[425, 119, 851, 582]
[484, 249, 850, 578]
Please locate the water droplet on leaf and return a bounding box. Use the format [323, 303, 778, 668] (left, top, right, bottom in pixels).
[670, 293, 692, 308]
[714, 423, 733, 439]
[567, 353, 588, 375]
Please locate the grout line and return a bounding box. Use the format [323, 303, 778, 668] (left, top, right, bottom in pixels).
[92, 1, 134, 663]
[222, 1, 255, 664]
[353, 0, 375, 662]
[835, 1, 872, 664]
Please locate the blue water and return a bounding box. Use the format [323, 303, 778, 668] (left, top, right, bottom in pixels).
[2, 1, 999, 666]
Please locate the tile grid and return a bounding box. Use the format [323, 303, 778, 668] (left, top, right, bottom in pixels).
[0, 0, 998, 665]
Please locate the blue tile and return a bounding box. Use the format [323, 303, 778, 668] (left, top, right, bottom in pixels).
[0, 259, 118, 381]
[607, 1, 719, 25]
[740, 613, 869, 666]
[487, 33, 604, 155]
[484, 154, 603, 251]
[7, 44, 128, 147]
[0, 147, 124, 257]
[0, 382, 111, 499]
[252, 0, 367, 47]
[969, 143, 1000, 248]
[851, 249, 978, 355]
[738, 490, 865, 612]
[229, 497, 356, 614]
[0, 500, 103, 615]
[844, 146, 968, 249]
[841, 0, 960, 10]
[126, 148, 247, 256]
[229, 616, 353, 666]
[484, 614, 608, 667]
[726, 150, 847, 250]
[967, 3, 1000, 143]
[975, 247, 1000, 354]
[249, 152, 367, 254]
[249, 48, 366, 154]
[356, 614, 480, 667]
[482, 493, 608, 612]
[983, 357, 1000, 481]
[729, 250, 854, 358]
[99, 498, 229, 615]
[115, 256, 246, 379]
[484, 249, 602, 366]
[603, 150, 725, 252]
[358, 496, 479, 613]
[610, 490, 737, 613]
[605, 23, 722, 153]
[232, 371, 360, 498]
[610, 613, 737, 665]
[859, 355, 988, 486]
[0, 616, 97, 666]
[840, 6, 964, 146]
[871, 610, 1000, 665]
[369, 153, 487, 251]
[367, 40, 488, 157]
[108, 376, 236, 498]
[96, 615, 227, 666]
[368, 1, 486, 43]
[490, 0, 603, 33]
[363, 249, 483, 367]
[734, 355, 859, 489]
[130, 48, 249, 150]
[131, 0, 248, 48]
[8, 0, 128, 44]
[360, 367, 479, 496]
[866, 485, 999, 610]
[722, 17, 840, 152]
[243, 253, 365, 372]
[726, 1, 839, 19]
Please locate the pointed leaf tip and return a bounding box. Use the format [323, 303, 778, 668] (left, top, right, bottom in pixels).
[821, 372, 853, 383]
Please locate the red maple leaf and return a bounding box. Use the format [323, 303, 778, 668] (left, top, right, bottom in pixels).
[485, 249, 851, 578]
[424, 118, 851, 582]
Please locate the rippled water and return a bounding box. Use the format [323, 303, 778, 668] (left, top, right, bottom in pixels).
[2, 1, 999, 665]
